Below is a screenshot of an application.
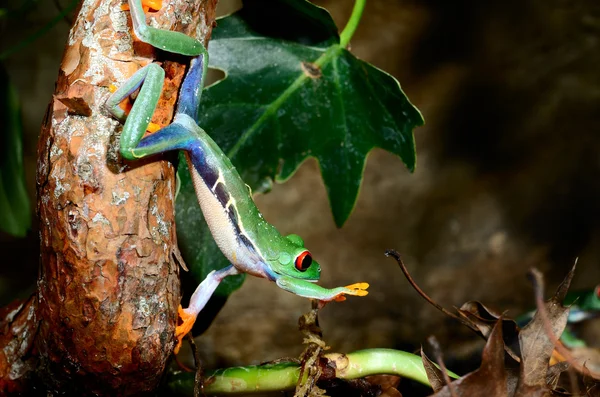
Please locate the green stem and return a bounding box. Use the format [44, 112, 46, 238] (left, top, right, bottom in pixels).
[339, 0, 366, 48]
[168, 348, 460, 395]
[227, 0, 367, 160]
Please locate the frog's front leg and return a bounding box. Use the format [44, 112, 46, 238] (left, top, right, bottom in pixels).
[175, 265, 241, 353]
[276, 276, 369, 302]
[107, 0, 207, 157]
[105, 63, 166, 159]
[128, 0, 204, 56]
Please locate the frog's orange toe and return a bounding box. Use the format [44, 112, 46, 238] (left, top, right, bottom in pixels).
[550, 349, 566, 365]
[146, 122, 161, 133]
[122, 0, 162, 11]
[174, 305, 196, 354]
[344, 282, 369, 297]
[143, 0, 162, 11]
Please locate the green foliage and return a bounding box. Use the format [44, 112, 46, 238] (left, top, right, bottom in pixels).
[201, 0, 423, 226]
[176, 0, 422, 294]
[0, 64, 31, 236]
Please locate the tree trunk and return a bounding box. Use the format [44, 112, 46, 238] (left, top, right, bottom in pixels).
[1, 0, 217, 394]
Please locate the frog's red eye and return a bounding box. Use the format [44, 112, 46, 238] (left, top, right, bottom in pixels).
[295, 251, 312, 272]
[595, 285, 600, 299]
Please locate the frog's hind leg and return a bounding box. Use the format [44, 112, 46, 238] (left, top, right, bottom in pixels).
[128, 0, 203, 56]
[129, 119, 202, 159]
[175, 265, 240, 353]
[176, 53, 208, 121]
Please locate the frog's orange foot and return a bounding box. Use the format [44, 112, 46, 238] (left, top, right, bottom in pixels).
[550, 349, 566, 365]
[143, 0, 162, 11]
[122, 0, 162, 12]
[344, 282, 369, 297]
[333, 283, 369, 302]
[174, 305, 197, 354]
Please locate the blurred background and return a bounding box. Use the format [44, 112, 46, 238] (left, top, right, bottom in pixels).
[1, 0, 599, 386]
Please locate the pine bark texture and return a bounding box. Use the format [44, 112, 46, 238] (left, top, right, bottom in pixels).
[0, 296, 38, 394]
[1, 0, 217, 394]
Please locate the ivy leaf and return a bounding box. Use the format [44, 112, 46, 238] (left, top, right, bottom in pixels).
[0, 63, 31, 237]
[175, 154, 245, 297]
[200, 0, 423, 226]
[175, 0, 422, 293]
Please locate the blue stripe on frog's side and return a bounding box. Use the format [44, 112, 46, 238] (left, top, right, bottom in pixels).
[135, 116, 268, 279]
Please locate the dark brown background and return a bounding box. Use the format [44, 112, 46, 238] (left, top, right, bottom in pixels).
[1, 0, 599, 371]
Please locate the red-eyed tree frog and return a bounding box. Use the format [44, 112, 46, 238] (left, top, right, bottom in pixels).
[517, 285, 600, 348]
[105, 0, 369, 353]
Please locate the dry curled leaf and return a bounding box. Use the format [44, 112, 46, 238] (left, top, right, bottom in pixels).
[365, 375, 402, 397]
[421, 348, 445, 393]
[430, 320, 508, 397]
[519, 272, 571, 387]
[458, 300, 521, 360]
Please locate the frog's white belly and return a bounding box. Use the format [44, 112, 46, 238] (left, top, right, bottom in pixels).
[187, 158, 240, 261]
[185, 154, 268, 279]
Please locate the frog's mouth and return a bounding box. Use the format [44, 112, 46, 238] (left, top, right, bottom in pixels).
[266, 265, 319, 283]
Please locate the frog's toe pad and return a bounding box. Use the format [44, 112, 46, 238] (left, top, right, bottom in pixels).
[146, 122, 161, 133]
[344, 282, 369, 297]
[174, 305, 196, 354]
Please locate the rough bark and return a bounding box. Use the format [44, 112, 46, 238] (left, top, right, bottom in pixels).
[0, 297, 38, 394]
[0, 0, 216, 394]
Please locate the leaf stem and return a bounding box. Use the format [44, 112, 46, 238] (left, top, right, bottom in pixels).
[168, 348, 461, 394]
[339, 0, 366, 48]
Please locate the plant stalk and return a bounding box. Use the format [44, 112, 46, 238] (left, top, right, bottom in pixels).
[168, 348, 460, 394]
[339, 0, 366, 48]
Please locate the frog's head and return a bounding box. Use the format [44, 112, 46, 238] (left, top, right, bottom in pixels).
[266, 234, 321, 281]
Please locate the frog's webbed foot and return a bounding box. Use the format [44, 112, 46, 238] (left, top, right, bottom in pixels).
[175, 305, 197, 354]
[173, 265, 240, 354]
[333, 282, 370, 302]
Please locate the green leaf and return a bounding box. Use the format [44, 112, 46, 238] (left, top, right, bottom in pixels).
[175, 153, 245, 297]
[0, 63, 31, 237]
[200, 0, 423, 226]
[174, 0, 422, 297]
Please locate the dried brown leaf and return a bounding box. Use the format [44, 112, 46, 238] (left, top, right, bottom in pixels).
[512, 383, 552, 397]
[546, 362, 569, 389]
[366, 375, 402, 397]
[529, 267, 600, 382]
[582, 364, 600, 396]
[519, 282, 570, 387]
[429, 320, 507, 397]
[421, 348, 446, 392]
[506, 366, 521, 396]
[457, 300, 521, 360]
[379, 387, 403, 397]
